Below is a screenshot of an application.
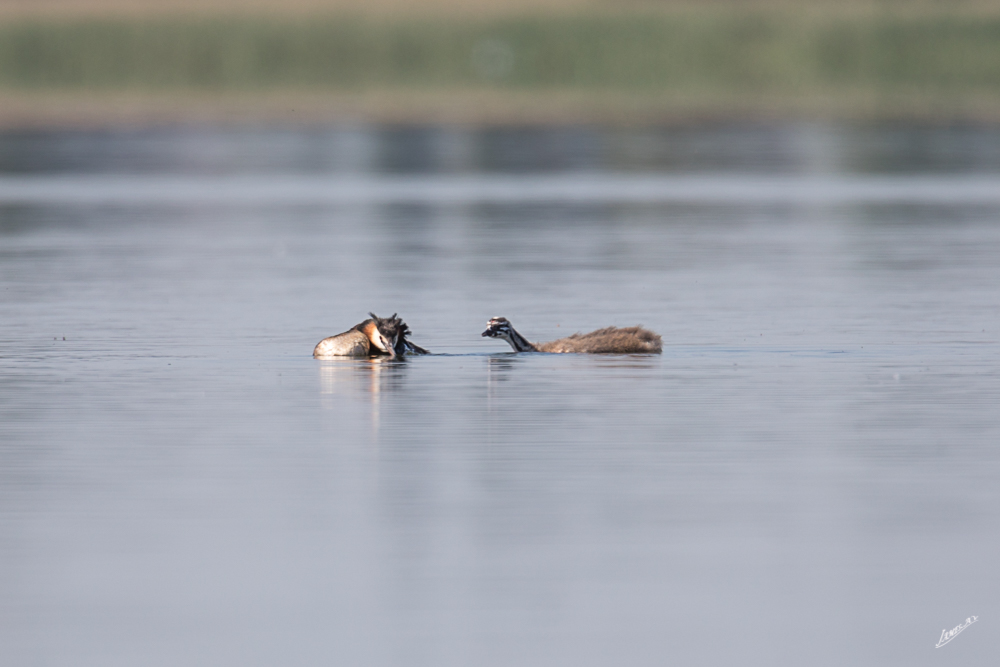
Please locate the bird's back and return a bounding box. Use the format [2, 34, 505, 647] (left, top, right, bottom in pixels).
[313, 328, 370, 358]
[536, 326, 662, 354]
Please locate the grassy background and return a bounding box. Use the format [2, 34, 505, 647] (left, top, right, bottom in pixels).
[1, 3, 999, 124]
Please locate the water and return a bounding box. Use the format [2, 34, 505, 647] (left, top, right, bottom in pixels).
[1, 124, 999, 666]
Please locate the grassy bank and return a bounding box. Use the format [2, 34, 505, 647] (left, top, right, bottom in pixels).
[1, 9, 999, 123]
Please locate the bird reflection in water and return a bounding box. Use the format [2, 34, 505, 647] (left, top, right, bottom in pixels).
[583, 355, 661, 372]
[318, 356, 408, 432]
[485, 354, 521, 381]
[485, 354, 524, 422]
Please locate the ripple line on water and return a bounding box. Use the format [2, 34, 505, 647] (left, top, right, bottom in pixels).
[2, 174, 1000, 205]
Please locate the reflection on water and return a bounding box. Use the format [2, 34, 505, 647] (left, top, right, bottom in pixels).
[1, 124, 999, 667]
[318, 356, 409, 435]
[318, 356, 409, 399]
[485, 354, 521, 375]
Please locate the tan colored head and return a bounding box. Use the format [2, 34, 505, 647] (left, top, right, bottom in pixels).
[360, 319, 396, 358]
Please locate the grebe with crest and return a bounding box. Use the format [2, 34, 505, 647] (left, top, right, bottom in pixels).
[314, 313, 428, 358]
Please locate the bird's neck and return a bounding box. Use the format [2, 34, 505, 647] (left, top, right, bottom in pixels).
[505, 326, 537, 352]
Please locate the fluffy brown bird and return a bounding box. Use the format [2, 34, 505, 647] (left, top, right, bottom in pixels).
[481, 317, 661, 354]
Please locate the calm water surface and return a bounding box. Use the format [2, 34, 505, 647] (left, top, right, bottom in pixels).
[1, 124, 999, 666]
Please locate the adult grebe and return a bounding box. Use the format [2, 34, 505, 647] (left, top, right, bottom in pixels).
[313, 313, 429, 358]
[314, 314, 397, 359]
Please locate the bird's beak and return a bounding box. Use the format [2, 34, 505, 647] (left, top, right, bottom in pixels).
[481, 328, 491, 337]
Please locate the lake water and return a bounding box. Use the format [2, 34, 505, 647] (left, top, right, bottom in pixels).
[1, 124, 998, 666]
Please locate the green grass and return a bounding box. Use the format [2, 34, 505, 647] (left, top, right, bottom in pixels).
[1, 12, 999, 101]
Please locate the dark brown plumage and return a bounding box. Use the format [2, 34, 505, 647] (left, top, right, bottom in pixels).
[372, 313, 429, 356]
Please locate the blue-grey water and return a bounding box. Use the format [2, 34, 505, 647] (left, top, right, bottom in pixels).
[1, 124, 999, 666]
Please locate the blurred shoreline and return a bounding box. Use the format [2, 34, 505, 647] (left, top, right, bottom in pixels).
[2, 90, 1000, 130]
[1, 3, 999, 128]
